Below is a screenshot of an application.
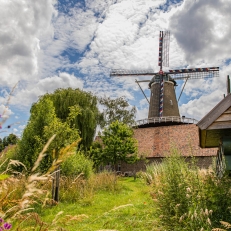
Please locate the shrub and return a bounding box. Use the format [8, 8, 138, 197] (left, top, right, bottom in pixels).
[61, 151, 93, 179]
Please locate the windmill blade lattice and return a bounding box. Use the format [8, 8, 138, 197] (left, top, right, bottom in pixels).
[110, 69, 155, 77]
[159, 31, 170, 68]
[170, 67, 219, 80]
[110, 67, 219, 80]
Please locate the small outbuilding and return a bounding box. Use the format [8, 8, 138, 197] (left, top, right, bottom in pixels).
[197, 93, 231, 174]
[197, 93, 231, 148]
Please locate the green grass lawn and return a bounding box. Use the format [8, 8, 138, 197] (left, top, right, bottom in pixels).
[40, 177, 159, 231]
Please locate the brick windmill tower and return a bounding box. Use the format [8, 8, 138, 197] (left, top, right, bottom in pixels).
[110, 31, 218, 171]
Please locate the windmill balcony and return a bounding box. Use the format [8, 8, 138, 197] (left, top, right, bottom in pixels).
[134, 116, 198, 128]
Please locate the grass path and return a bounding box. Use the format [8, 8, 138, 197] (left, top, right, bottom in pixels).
[41, 177, 158, 231]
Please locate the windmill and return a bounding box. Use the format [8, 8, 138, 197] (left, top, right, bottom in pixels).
[110, 31, 219, 120]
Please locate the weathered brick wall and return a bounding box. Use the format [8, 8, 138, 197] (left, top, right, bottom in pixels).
[95, 123, 217, 173]
[133, 124, 217, 158]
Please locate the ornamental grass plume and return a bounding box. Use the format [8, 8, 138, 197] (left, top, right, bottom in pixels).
[0, 135, 83, 230]
[212, 221, 231, 231]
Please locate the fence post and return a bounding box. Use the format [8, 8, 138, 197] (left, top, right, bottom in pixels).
[52, 165, 60, 204]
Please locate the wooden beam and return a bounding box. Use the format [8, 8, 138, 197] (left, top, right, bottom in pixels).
[208, 121, 231, 130]
[200, 129, 207, 148]
[223, 106, 231, 114]
[216, 114, 231, 122]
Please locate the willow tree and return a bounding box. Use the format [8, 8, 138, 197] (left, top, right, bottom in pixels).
[42, 88, 100, 150]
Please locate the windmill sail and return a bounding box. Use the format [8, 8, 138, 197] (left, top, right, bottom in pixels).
[160, 31, 170, 68]
[110, 31, 219, 120]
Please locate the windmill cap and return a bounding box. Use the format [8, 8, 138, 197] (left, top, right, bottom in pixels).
[148, 74, 177, 88]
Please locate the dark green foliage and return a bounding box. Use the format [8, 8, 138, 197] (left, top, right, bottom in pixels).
[98, 96, 136, 128]
[43, 88, 99, 150]
[99, 121, 138, 168]
[87, 141, 103, 170]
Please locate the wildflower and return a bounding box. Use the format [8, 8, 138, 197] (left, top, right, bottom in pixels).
[207, 218, 211, 225]
[186, 187, 191, 193]
[0, 218, 12, 230]
[3, 223, 12, 230]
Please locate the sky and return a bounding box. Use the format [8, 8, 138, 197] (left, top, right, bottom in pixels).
[0, 0, 231, 138]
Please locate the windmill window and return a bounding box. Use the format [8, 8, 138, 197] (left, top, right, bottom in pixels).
[170, 100, 173, 105]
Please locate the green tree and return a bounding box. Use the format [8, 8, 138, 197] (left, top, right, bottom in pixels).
[6, 133, 19, 145]
[0, 134, 19, 152]
[17, 98, 80, 172]
[99, 120, 138, 169]
[87, 141, 103, 170]
[43, 88, 99, 150]
[98, 96, 136, 128]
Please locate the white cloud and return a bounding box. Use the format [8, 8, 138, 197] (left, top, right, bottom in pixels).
[19, 125, 26, 130]
[53, 7, 99, 53]
[78, 0, 170, 73]
[170, 0, 231, 64]
[0, 0, 57, 86]
[0, 105, 13, 129]
[180, 88, 224, 120]
[13, 128, 18, 133]
[136, 108, 149, 121]
[10, 72, 84, 107]
[0, 105, 13, 117]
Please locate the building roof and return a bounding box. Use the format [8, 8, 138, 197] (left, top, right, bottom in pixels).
[197, 93, 231, 148]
